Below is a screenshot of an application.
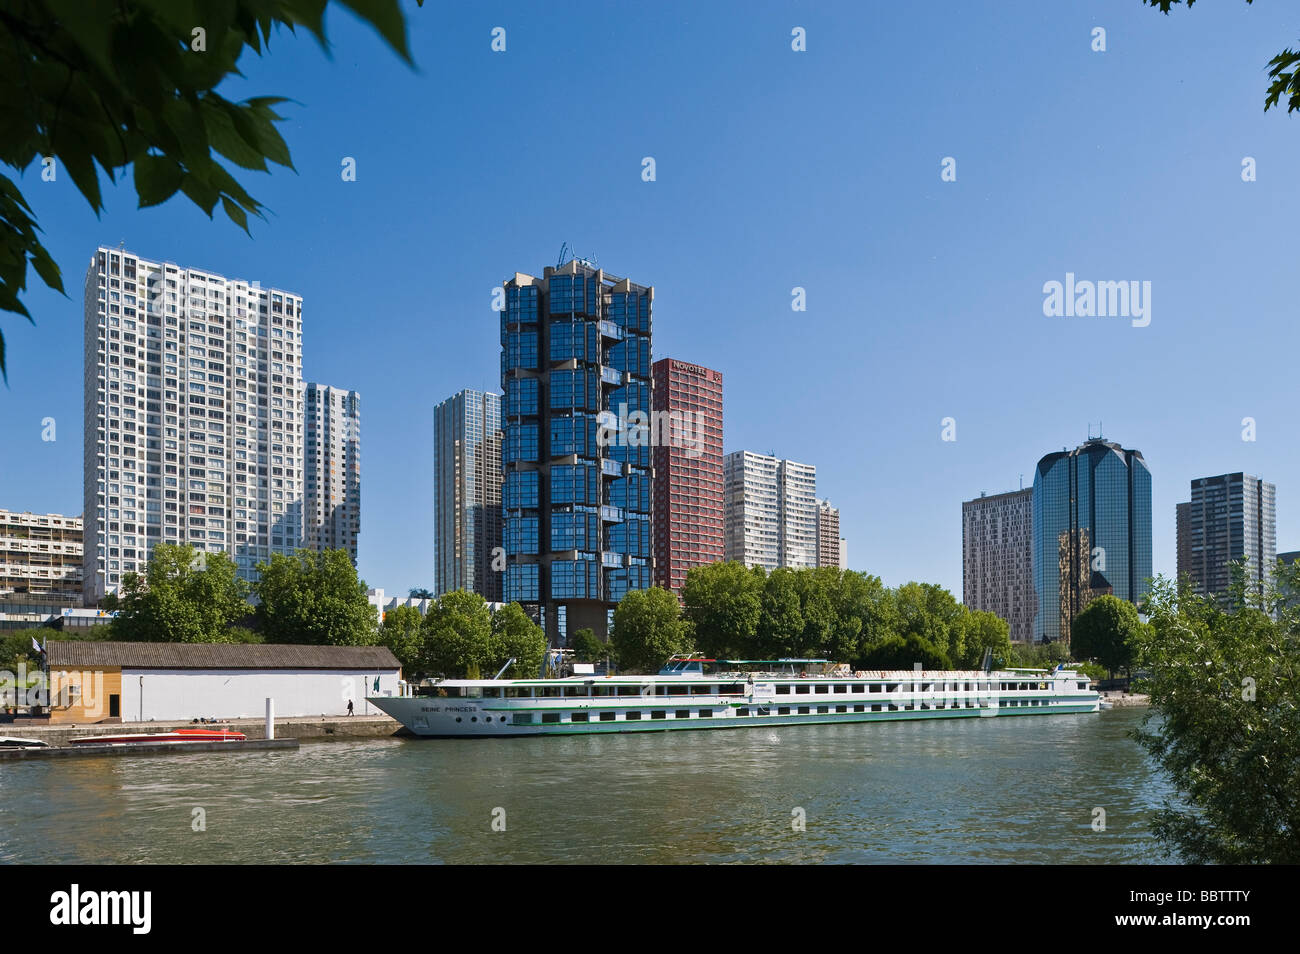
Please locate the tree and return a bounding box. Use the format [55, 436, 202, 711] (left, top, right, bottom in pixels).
[1071, 595, 1141, 678]
[1144, 2, 1300, 117]
[757, 568, 803, 658]
[420, 590, 493, 679]
[408, 588, 433, 599]
[378, 604, 423, 674]
[611, 587, 689, 674]
[569, 627, 606, 664]
[1133, 571, 1300, 863]
[894, 582, 966, 665]
[955, 609, 1013, 669]
[857, 634, 953, 671]
[106, 543, 249, 642]
[489, 603, 546, 680]
[0, 0, 418, 380]
[829, 569, 896, 663]
[253, 548, 375, 646]
[682, 561, 762, 658]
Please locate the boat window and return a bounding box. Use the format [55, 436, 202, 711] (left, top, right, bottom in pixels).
[756, 706, 770, 716]
[778, 707, 790, 716]
[481, 687, 500, 698]
[675, 709, 691, 719]
[1078, 682, 1088, 690]
[834, 684, 848, 694]
[571, 712, 589, 722]
[869, 683, 881, 693]
[563, 686, 586, 697]
[668, 685, 689, 696]
[464, 687, 482, 699]
[737, 707, 750, 717]
[871, 704, 882, 712]
[591, 686, 611, 696]
[795, 685, 810, 695]
[512, 713, 534, 725]
[699, 709, 713, 718]
[599, 711, 616, 721]
[776, 685, 791, 695]
[505, 687, 531, 698]
[798, 706, 810, 715]
[625, 710, 641, 720]
[817, 706, 829, 714]
[854, 704, 865, 713]
[541, 712, 560, 724]
[616, 685, 639, 696]
[651, 710, 666, 720]
[690, 685, 711, 695]
[538, 686, 561, 698]
[720, 684, 745, 695]
[814, 685, 828, 694]
[835, 705, 847, 713]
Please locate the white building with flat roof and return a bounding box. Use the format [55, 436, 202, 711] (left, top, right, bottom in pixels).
[724, 451, 818, 570]
[305, 383, 361, 564]
[83, 247, 305, 602]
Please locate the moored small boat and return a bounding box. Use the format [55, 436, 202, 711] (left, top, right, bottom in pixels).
[69, 727, 247, 746]
[0, 736, 50, 748]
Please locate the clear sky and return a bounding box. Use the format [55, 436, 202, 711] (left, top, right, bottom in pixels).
[2, 0, 1298, 598]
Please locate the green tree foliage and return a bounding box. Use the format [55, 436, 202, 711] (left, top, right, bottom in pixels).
[954, 609, 1013, 669]
[827, 568, 896, 664]
[420, 590, 493, 679]
[253, 548, 375, 646]
[1071, 594, 1141, 678]
[1143, 2, 1300, 116]
[611, 586, 690, 674]
[757, 568, 803, 658]
[378, 603, 423, 673]
[489, 602, 546, 679]
[569, 627, 606, 664]
[106, 543, 249, 642]
[1133, 569, 1300, 863]
[857, 634, 953, 671]
[894, 581, 967, 666]
[0, 0, 418, 379]
[408, 588, 433, 599]
[682, 561, 762, 658]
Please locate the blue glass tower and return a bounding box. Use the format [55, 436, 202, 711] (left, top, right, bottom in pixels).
[500, 260, 653, 643]
[1032, 438, 1152, 645]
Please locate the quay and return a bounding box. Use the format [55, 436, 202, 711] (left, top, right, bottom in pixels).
[0, 738, 299, 761]
[0, 713, 401, 748]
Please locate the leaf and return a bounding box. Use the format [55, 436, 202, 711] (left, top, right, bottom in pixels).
[221, 195, 249, 232]
[339, 0, 412, 64]
[133, 153, 185, 207]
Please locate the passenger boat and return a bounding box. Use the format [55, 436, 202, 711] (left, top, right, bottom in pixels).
[69, 727, 247, 746]
[368, 654, 1101, 738]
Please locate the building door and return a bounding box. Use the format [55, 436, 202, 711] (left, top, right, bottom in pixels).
[109, 694, 120, 718]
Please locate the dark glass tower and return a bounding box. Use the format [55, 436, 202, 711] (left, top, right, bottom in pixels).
[499, 260, 652, 643]
[1032, 438, 1152, 645]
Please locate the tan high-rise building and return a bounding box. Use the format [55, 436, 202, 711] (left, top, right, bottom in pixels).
[962, 488, 1035, 644]
[816, 499, 843, 569]
[724, 451, 817, 570]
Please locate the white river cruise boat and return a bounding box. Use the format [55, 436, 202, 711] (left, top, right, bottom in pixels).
[368, 654, 1100, 738]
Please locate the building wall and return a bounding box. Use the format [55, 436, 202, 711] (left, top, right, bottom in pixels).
[499, 261, 653, 642]
[111, 668, 402, 722]
[48, 667, 123, 723]
[304, 383, 362, 564]
[434, 389, 503, 600]
[651, 359, 723, 594]
[83, 247, 305, 603]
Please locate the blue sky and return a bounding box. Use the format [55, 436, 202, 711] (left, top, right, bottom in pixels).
[2, 0, 1298, 598]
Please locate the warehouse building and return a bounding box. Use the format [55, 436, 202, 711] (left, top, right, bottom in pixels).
[45, 641, 401, 724]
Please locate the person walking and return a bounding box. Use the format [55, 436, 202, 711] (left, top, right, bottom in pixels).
[347, 699, 354, 716]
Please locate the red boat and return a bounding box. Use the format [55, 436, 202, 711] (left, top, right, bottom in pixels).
[69, 727, 247, 745]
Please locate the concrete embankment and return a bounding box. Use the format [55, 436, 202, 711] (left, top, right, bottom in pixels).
[1100, 691, 1150, 707]
[0, 713, 401, 748]
[0, 738, 299, 761]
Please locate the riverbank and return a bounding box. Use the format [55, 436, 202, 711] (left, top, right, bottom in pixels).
[1100, 691, 1150, 707]
[0, 713, 401, 747]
